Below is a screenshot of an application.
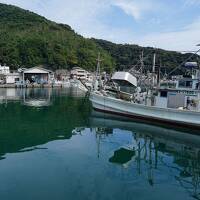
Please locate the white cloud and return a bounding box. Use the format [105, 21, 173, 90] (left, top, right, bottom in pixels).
[113, 0, 158, 21]
[113, 0, 142, 20]
[137, 18, 200, 51]
[184, 0, 200, 6]
[0, 0, 109, 36]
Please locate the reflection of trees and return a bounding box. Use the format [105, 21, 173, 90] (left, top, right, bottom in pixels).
[93, 128, 200, 199]
[0, 94, 90, 159]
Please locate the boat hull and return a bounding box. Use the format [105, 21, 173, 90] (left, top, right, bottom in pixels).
[90, 92, 200, 129]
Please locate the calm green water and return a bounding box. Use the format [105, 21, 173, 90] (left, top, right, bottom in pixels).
[0, 88, 199, 200]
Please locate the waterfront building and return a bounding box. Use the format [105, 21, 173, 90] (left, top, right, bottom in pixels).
[20, 66, 54, 84]
[0, 65, 18, 84]
[0, 65, 20, 84]
[0, 65, 10, 74]
[55, 69, 70, 81]
[70, 67, 92, 81]
[5, 73, 20, 84]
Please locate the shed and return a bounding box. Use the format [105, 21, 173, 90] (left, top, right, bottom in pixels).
[22, 67, 53, 84]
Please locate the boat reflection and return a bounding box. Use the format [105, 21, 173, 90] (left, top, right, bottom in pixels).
[109, 147, 135, 165]
[88, 111, 200, 199]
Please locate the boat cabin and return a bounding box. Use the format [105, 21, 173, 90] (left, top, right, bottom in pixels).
[156, 76, 200, 111]
[111, 72, 137, 94]
[176, 77, 199, 90]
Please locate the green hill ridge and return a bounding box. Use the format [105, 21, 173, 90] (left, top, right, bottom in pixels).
[0, 3, 198, 74]
[0, 3, 114, 71]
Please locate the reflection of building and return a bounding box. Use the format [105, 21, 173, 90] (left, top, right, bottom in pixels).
[0, 88, 52, 107]
[0, 88, 21, 103]
[22, 88, 52, 107]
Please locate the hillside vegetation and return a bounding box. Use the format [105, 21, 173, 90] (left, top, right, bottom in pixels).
[0, 3, 198, 74]
[0, 3, 114, 71]
[93, 39, 199, 74]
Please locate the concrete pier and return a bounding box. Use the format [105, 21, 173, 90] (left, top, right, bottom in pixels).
[0, 84, 64, 88]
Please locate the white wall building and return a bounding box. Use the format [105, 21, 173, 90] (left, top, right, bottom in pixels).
[70, 67, 92, 81]
[0, 65, 10, 75]
[21, 67, 54, 84]
[5, 73, 20, 84]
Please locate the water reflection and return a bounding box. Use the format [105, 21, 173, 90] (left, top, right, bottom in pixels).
[22, 89, 52, 107]
[0, 89, 90, 159]
[109, 148, 135, 165]
[0, 88, 21, 103]
[0, 88, 87, 107]
[0, 88, 199, 200]
[88, 112, 200, 200]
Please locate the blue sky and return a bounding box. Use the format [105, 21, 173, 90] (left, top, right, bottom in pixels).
[1, 0, 200, 51]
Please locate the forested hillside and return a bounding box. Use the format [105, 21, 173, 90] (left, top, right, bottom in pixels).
[0, 3, 198, 74]
[93, 39, 199, 74]
[0, 3, 114, 71]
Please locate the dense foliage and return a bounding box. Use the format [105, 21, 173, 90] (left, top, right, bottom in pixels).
[0, 3, 114, 72]
[0, 3, 199, 74]
[93, 39, 199, 75]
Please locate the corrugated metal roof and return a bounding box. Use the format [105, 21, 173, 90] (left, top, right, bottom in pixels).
[111, 72, 137, 87]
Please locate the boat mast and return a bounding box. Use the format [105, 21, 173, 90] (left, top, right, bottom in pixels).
[157, 60, 161, 87]
[152, 53, 156, 86]
[93, 52, 103, 90]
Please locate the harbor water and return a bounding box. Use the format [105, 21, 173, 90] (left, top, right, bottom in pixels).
[0, 88, 199, 200]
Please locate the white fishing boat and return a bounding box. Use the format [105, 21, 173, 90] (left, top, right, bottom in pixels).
[90, 69, 200, 129]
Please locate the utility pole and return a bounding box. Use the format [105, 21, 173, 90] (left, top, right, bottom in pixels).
[140, 51, 144, 74]
[96, 52, 102, 79]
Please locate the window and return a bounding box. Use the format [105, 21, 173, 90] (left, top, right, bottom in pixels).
[179, 80, 192, 88]
[160, 91, 168, 97]
[186, 81, 192, 88]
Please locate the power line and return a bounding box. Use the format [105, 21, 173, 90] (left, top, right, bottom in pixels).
[168, 48, 200, 77]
